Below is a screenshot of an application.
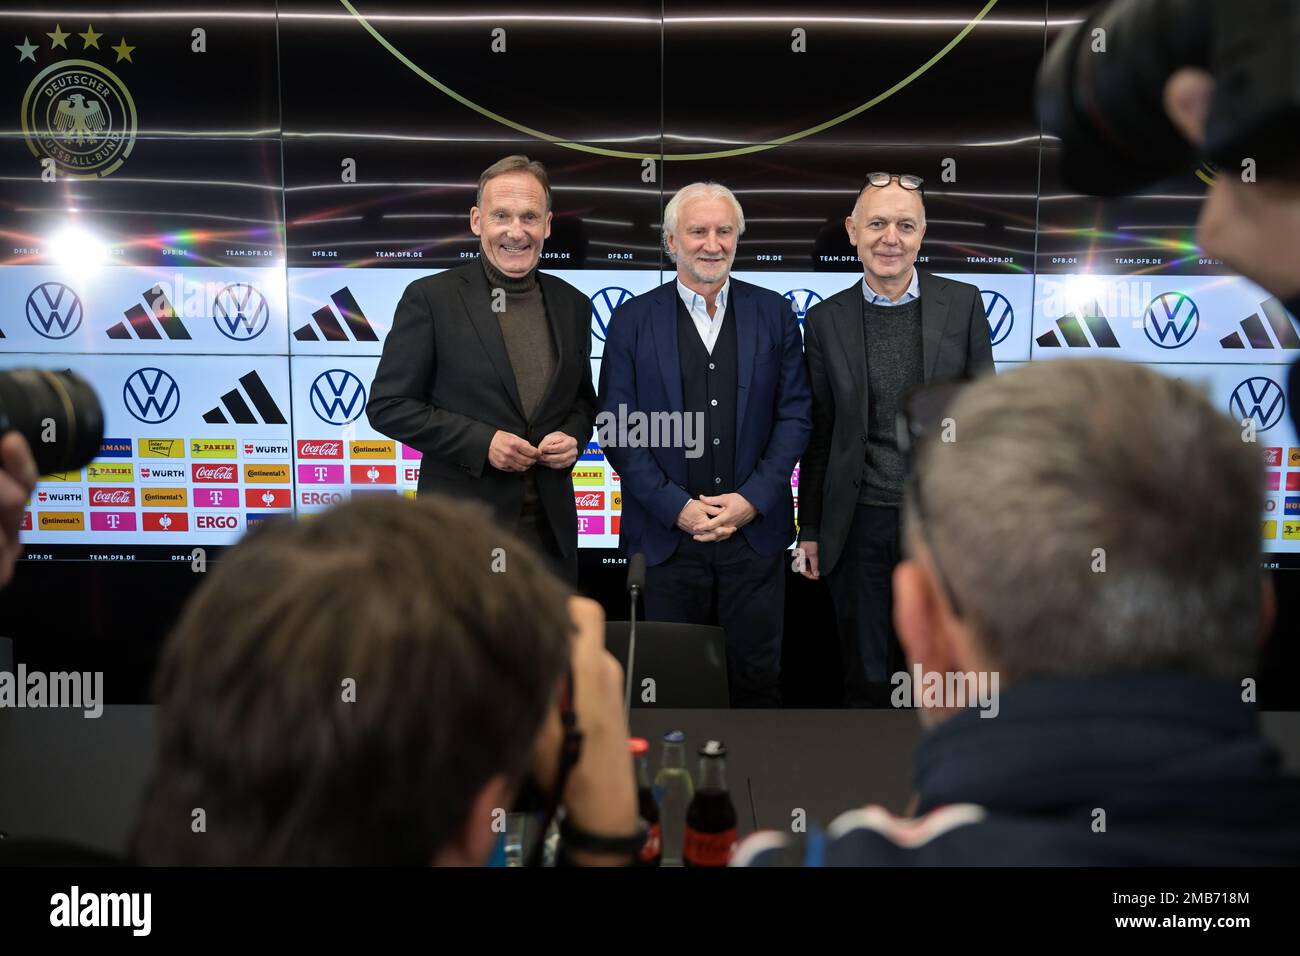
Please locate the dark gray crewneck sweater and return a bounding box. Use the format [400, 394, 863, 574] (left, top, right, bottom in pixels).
[860, 296, 924, 506]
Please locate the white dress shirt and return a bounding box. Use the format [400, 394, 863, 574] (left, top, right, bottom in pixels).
[677, 278, 730, 353]
[862, 268, 920, 307]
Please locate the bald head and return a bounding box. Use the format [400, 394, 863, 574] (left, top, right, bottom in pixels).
[846, 183, 927, 297]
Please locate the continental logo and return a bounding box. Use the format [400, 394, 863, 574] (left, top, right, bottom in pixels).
[191, 438, 237, 458]
[612, 492, 622, 511]
[350, 440, 396, 459]
[142, 487, 188, 507]
[137, 438, 184, 458]
[1291, 448, 1300, 468]
[86, 463, 133, 482]
[244, 464, 290, 483]
[38, 511, 85, 531]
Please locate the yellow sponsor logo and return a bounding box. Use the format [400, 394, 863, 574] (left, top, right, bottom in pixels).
[86, 463, 133, 482]
[142, 488, 188, 507]
[612, 492, 622, 511]
[38, 511, 85, 531]
[39, 469, 81, 482]
[350, 440, 396, 459]
[1290, 448, 1300, 467]
[1263, 520, 1278, 539]
[402, 488, 418, 499]
[572, 466, 604, 487]
[138, 438, 185, 458]
[1284, 521, 1300, 541]
[244, 464, 291, 483]
[190, 439, 237, 458]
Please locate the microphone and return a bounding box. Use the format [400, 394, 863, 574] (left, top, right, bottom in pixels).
[623, 553, 646, 720]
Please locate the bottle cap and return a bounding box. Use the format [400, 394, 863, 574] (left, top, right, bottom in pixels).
[628, 737, 649, 755]
[698, 739, 727, 758]
[663, 730, 686, 744]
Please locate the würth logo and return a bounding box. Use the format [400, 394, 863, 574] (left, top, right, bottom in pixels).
[107, 285, 191, 340]
[201, 371, 287, 425]
[293, 287, 378, 342]
[1035, 301, 1120, 349]
[1219, 298, 1300, 350]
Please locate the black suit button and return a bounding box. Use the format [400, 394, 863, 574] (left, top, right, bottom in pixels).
[853, 479, 860, 487]
[860, 434, 867, 443]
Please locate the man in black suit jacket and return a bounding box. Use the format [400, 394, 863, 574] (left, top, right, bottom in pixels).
[798, 173, 994, 705]
[367, 156, 596, 582]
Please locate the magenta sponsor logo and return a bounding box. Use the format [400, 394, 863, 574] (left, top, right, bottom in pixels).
[194, 488, 236, 508]
[90, 512, 138, 531]
[298, 463, 345, 484]
[401, 444, 423, 460]
[577, 515, 606, 535]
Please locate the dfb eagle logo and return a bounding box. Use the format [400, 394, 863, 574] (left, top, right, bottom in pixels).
[53, 94, 108, 146]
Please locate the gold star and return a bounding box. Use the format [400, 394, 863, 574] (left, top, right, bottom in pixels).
[79, 25, 102, 49]
[111, 37, 134, 62]
[47, 25, 70, 49]
[15, 36, 37, 61]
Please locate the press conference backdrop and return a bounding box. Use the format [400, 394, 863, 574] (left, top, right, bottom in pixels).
[2, 0, 1297, 568]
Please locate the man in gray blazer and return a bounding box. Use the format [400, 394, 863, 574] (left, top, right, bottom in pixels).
[797, 173, 994, 706]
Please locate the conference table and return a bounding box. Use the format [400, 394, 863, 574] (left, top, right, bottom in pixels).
[2, 707, 1300, 854]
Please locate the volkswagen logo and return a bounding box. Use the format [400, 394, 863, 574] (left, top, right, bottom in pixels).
[783, 289, 823, 327]
[213, 283, 269, 341]
[26, 282, 83, 339]
[1230, 376, 1286, 432]
[981, 290, 1014, 347]
[590, 287, 634, 357]
[123, 367, 181, 424]
[1142, 291, 1199, 349]
[310, 368, 367, 425]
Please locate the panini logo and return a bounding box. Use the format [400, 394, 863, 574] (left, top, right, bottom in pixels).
[192, 464, 237, 483]
[137, 465, 186, 482]
[36, 489, 85, 506]
[89, 488, 135, 507]
[86, 463, 133, 482]
[202, 370, 287, 425]
[1035, 301, 1121, 349]
[1219, 297, 1300, 350]
[142, 488, 187, 507]
[190, 439, 237, 458]
[97, 438, 132, 458]
[242, 440, 291, 458]
[572, 467, 604, 486]
[1285, 521, 1300, 540]
[39, 470, 81, 482]
[350, 440, 396, 459]
[107, 286, 191, 340]
[293, 287, 379, 342]
[38, 512, 84, 531]
[244, 464, 290, 483]
[137, 438, 184, 458]
[297, 440, 343, 459]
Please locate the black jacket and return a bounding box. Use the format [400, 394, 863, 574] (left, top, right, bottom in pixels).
[799, 271, 995, 575]
[366, 261, 597, 577]
[737, 673, 1300, 866]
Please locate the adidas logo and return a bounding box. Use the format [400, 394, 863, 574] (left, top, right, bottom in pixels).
[1219, 298, 1300, 350]
[108, 285, 192, 340]
[1035, 301, 1121, 348]
[202, 371, 287, 425]
[293, 287, 378, 342]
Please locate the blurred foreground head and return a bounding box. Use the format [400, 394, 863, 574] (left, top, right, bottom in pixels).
[898, 358, 1269, 700]
[131, 495, 572, 865]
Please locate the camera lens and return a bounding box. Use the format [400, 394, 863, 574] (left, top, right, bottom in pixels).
[0, 369, 105, 476]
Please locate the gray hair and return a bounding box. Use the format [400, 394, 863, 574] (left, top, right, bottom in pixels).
[662, 182, 745, 260]
[477, 154, 551, 213]
[908, 358, 1263, 684]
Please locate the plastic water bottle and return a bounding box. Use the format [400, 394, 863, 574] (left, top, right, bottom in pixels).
[652, 730, 694, 866]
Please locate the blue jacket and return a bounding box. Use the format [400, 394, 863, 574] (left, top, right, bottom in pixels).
[597, 279, 812, 566]
[735, 673, 1300, 866]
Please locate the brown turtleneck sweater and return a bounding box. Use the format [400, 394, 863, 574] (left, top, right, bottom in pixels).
[481, 254, 557, 422]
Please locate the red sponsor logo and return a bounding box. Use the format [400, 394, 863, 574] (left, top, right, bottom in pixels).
[196, 514, 240, 530]
[143, 512, 189, 532]
[37, 491, 47, 502]
[89, 487, 136, 507]
[20, 511, 31, 531]
[192, 463, 237, 483]
[1288, 472, 1300, 492]
[575, 492, 605, 510]
[612, 516, 620, 535]
[300, 490, 346, 506]
[403, 467, 420, 482]
[350, 464, 395, 485]
[245, 488, 292, 509]
[1264, 447, 1283, 467]
[298, 440, 343, 459]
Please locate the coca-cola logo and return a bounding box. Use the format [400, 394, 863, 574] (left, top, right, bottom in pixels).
[195, 465, 235, 480]
[91, 489, 133, 505]
[575, 493, 604, 508]
[298, 440, 342, 458]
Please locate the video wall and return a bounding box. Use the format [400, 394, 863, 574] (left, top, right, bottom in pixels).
[2, 0, 1296, 565]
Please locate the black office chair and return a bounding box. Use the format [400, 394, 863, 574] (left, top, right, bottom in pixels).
[604, 621, 729, 708]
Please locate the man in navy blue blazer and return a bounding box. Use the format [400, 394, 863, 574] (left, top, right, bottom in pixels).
[597, 182, 811, 706]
